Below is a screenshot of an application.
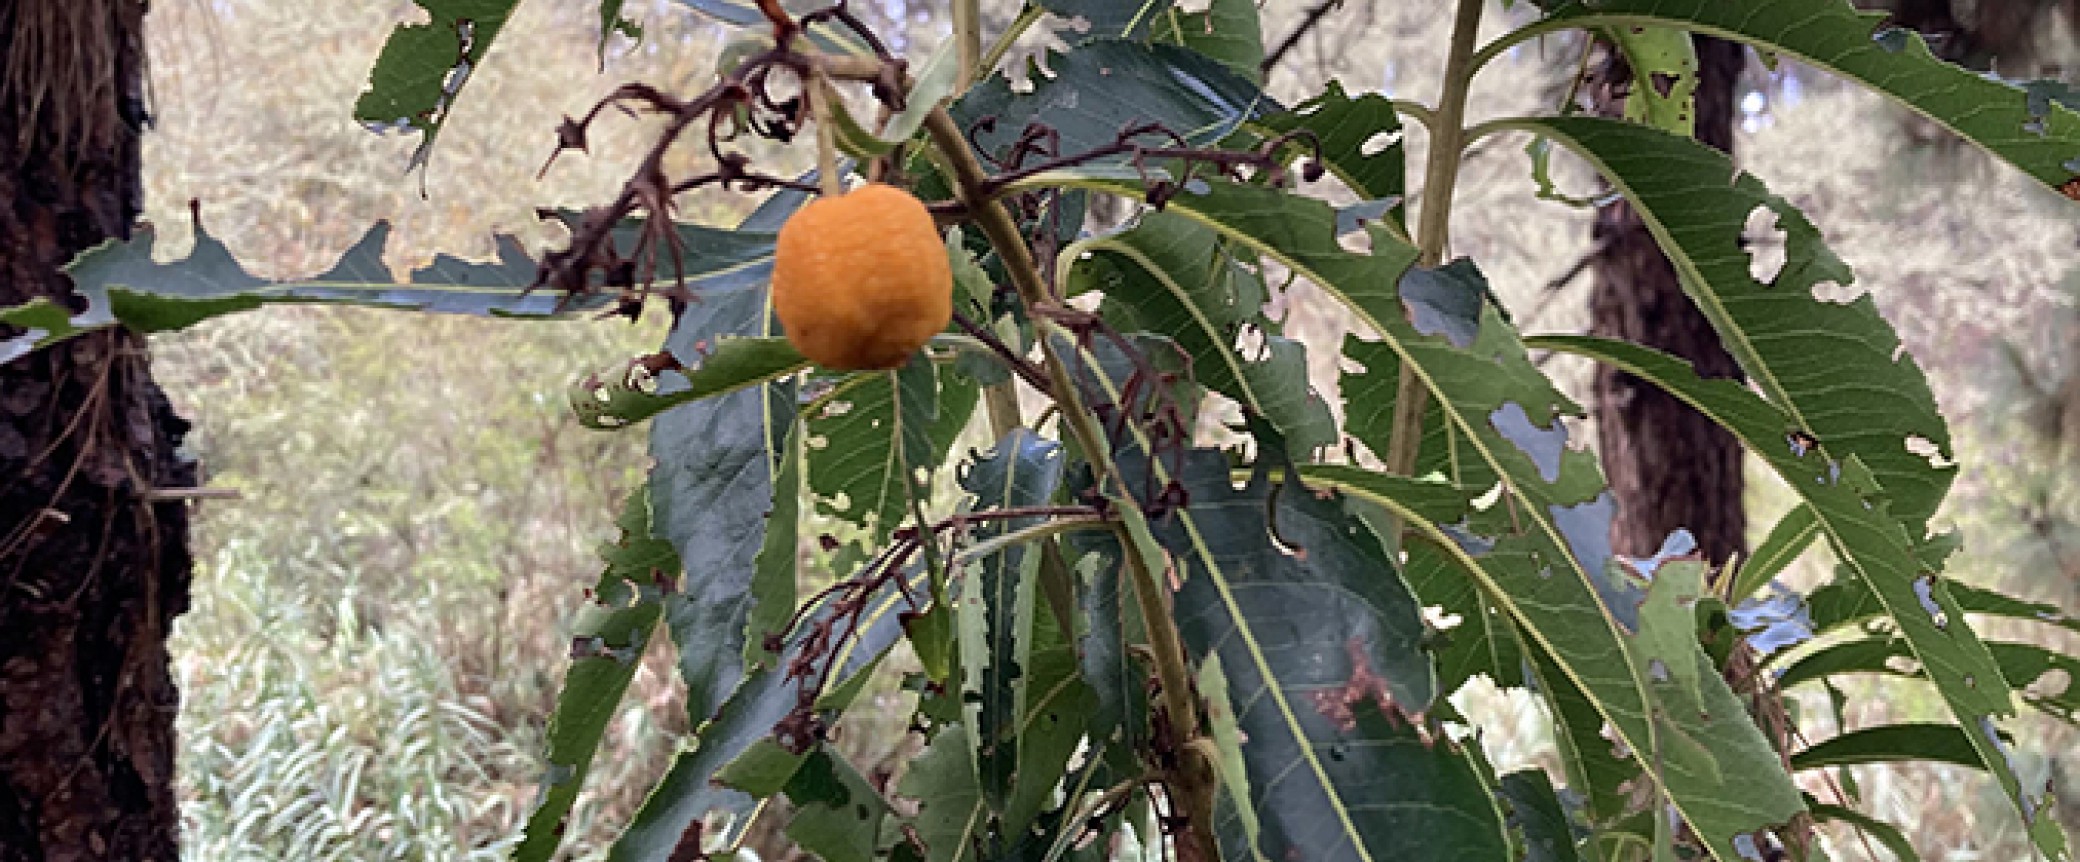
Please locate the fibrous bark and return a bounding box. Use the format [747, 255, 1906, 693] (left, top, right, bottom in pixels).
[1, 1, 194, 858]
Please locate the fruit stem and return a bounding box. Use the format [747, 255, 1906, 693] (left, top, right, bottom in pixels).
[922, 104, 1220, 860]
[809, 68, 843, 196]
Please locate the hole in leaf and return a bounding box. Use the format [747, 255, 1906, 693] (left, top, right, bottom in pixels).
[1360, 130, 1402, 157]
[2023, 667, 2072, 701]
[1744, 205, 1787, 284]
[1905, 434, 1953, 469]
[1912, 573, 1949, 629]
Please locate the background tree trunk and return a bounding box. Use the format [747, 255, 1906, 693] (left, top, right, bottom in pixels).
[1587, 36, 1747, 564]
[0, 2, 194, 858]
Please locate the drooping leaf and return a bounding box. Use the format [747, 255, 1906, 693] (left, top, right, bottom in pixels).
[1507, 115, 1955, 537]
[1776, 636, 2080, 723]
[649, 282, 797, 729]
[1500, 769, 1585, 862]
[514, 489, 675, 862]
[1023, 171, 1808, 858]
[1151, 0, 1265, 84]
[955, 428, 1067, 816]
[1074, 212, 1336, 456]
[571, 338, 808, 430]
[1808, 800, 1923, 862]
[1500, 0, 2080, 196]
[353, 0, 519, 173]
[11, 219, 581, 363]
[1804, 575, 2080, 640]
[1529, 333, 2062, 854]
[950, 39, 1270, 172]
[1789, 723, 1982, 772]
[1078, 433, 1505, 861]
[1251, 81, 1407, 232]
[609, 565, 919, 860]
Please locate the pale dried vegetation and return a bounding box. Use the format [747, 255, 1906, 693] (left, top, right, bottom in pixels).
[142, 1, 2076, 859]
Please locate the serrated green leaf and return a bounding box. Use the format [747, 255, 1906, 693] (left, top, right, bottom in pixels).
[1074, 212, 1336, 456]
[805, 356, 939, 548]
[596, 0, 642, 63]
[901, 724, 988, 862]
[1501, 770, 1585, 862]
[1729, 502, 1820, 602]
[12, 220, 579, 363]
[1151, 0, 1264, 85]
[1790, 723, 1981, 772]
[1251, 81, 1407, 232]
[745, 418, 808, 669]
[784, 748, 894, 862]
[650, 283, 797, 729]
[1605, 25, 1699, 136]
[1496, 0, 2080, 195]
[1505, 116, 1954, 537]
[1809, 800, 1922, 862]
[514, 489, 675, 862]
[1194, 654, 1262, 857]
[353, 0, 518, 173]
[571, 338, 808, 430]
[610, 565, 919, 860]
[1001, 606, 1097, 839]
[1529, 332, 2065, 855]
[1030, 171, 1806, 858]
[955, 429, 1066, 814]
[951, 40, 1269, 173]
[1070, 435, 1503, 861]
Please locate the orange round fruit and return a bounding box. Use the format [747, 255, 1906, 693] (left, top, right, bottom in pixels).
[772, 183, 953, 371]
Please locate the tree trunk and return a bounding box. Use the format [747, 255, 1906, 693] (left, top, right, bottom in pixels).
[1587, 36, 1747, 564]
[0, 2, 194, 859]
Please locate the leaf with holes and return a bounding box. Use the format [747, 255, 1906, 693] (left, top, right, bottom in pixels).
[1504, 0, 2080, 196]
[951, 39, 1269, 175]
[514, 489, 674, 862]
[955, 428, 1066, 815]
[1150, 0, 1264, 84]
[1529, 333, 2061, 854]
[1075, 212, 1335, 456]
[354, 0, 518, 173]
[1021, 172, 1808, 858]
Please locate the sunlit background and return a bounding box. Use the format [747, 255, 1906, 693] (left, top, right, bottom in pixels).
[141, 2, 2079, 858]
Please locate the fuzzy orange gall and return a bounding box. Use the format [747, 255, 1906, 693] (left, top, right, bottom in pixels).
[771, 183, 953, 371]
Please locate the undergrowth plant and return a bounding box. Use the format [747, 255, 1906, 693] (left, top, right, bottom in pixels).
[10, 1, 2080, 860]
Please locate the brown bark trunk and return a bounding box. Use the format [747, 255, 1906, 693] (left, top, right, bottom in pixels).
[0, 2, 193, 859]
[1587, 36, 1747, 565]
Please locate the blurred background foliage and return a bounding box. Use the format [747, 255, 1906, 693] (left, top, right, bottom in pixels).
[141, 1, 2079, 858]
